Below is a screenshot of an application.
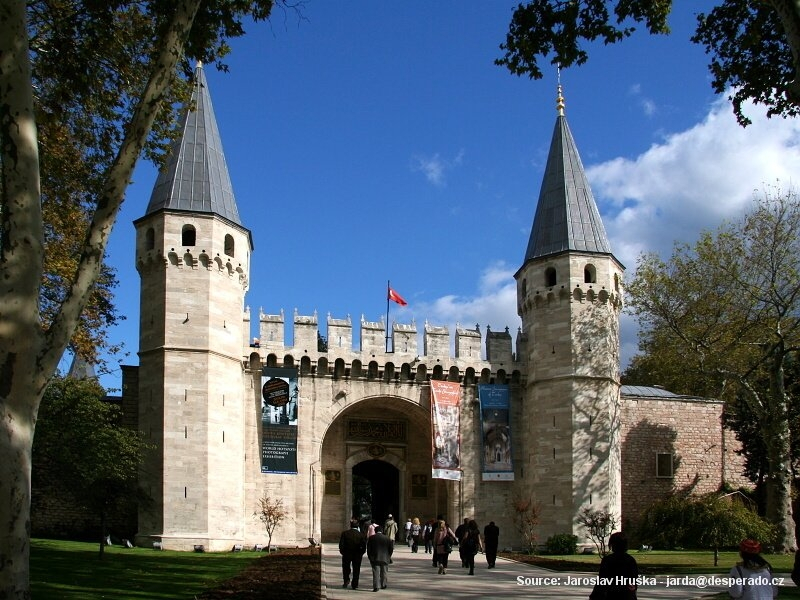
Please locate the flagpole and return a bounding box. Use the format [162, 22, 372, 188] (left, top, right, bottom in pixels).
[386, 280, 391, 352]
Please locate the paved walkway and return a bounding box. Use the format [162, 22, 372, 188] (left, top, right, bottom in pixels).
[320, 542, 794, 599]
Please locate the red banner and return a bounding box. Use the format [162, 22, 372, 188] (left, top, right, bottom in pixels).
[430, 380, 462, 480]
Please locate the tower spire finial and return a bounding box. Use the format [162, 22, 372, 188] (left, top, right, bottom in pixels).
[556, 65, 565, 116]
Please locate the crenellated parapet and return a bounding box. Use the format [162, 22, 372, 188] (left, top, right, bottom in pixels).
[246, 309, 522, 384]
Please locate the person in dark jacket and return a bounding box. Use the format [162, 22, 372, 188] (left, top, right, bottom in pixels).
[454, 518, 469, 567]
[367, 525, 393, 592]
[589, 532, 639, 600]
[483, 521, 499, 568]
[462, 519, 484, 575]
[339, 518, 367, 589]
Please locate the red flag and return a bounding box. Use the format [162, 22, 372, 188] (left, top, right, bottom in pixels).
[388, 287, 407, 306]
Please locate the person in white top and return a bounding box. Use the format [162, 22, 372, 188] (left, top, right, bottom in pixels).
[728, 538, 778, 600]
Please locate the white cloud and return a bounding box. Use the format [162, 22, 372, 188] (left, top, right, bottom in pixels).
[628, 83, 657, 117]
[591, 95, 800, 270]
[411, 149, 465, 186]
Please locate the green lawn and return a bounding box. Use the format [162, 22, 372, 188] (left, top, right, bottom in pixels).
[30, 539, 260, 599]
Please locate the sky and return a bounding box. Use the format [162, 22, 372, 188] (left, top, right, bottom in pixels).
[91, 1, 800, 391]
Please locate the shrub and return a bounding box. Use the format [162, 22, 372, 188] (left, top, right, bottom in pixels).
[545, 533, 578, 555]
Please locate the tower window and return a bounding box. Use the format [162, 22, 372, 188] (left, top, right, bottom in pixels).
[544, 267, 557, 287]
[584, 264, 597, 283]
[145, 228, 155, 251]
[224, 234, 234, 257]
[182, 224, 196, 246]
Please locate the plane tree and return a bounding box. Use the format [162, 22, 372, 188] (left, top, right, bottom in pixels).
[0, 1, 284, 596]
[496, 1, 800, 125]
[626, 186, 800, 552]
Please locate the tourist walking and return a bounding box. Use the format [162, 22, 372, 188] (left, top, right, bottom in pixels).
[433, 519, 458, 575]
[410, 517, 422, 553]
[589, 532, 639, 600]
[728, 539, 778, 599]
[454, 518, 469, 567]
[461, 519, 484, 575]
[483, 520, 499, 568]
[404, 518, 412, 546]
[367, 525, 393, 592]
[384, 514, 398, 562]
[338, 518, 366, 590]
[424, 519, 435, 556]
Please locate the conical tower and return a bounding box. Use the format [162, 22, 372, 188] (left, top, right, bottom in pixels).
[515, 85, 624, 544]
[133, 63, 252, 550]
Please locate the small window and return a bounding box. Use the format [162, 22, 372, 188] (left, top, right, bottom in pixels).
[656, 453, 674, 478]
[545, 266, 557, 287]
[584, 264, 597, 283]
[145, 228, 155, 250]
[224, 234, 234, 257]
[181, 224, 196, 246]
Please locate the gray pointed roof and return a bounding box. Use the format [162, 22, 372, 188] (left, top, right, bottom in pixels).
[145, 63, 242, 225]
[524, 108, 612, 262]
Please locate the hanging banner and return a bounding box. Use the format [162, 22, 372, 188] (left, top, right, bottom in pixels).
[478, 384, 514, 481]
[260, 367, 299, 474]
[430, 380, 462, 480]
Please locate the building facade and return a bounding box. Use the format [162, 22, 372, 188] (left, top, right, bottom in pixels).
[124, 65, 747, 551]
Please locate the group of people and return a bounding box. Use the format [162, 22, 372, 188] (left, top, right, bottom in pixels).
[338, 513, 501, 592]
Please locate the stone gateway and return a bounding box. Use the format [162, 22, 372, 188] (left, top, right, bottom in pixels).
[123, 65, 747, 551]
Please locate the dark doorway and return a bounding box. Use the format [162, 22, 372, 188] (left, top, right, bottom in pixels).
[352, 460, 399, 524]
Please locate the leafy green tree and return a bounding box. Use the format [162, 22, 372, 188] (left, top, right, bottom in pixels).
[496, 1, 800, 125]
[33, 376, 150, 558]
[640, 493, 774, 565]
[626, 186, 800, 551]
[0, 1, 285, 595]
[689, 494, 775, 566]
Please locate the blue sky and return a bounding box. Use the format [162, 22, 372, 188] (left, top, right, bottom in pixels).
[93, 1, 800, 390]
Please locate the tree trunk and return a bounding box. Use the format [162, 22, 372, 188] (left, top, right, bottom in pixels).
[0, 394, 40, 600]
[764, 351, 796, 552]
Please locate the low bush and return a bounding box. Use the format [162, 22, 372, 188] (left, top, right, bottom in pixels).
[545, 533, 579, 555]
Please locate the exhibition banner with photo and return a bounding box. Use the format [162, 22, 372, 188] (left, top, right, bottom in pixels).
[478, 384, 514, 481]
[260, 367, 299, 474]
[430, 380, 462, 480]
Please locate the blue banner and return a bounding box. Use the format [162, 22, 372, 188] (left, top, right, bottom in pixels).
[478, 384, 513, 481]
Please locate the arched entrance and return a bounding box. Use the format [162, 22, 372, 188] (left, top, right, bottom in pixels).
[352, 459, 398, 523]
[318, 396, 448, 541]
